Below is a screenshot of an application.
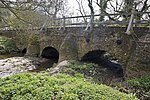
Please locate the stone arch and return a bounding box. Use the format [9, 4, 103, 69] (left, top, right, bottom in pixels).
[22, 48, 27, 54]
[41, 46, 59, 63]
[80, 50, 106, 63]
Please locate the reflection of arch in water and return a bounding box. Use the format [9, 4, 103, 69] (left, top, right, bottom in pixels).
[41, 46, 59, 63]
[80, 49, 124, 78]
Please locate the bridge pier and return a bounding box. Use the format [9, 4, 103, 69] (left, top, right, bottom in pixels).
[25, 43, 40, 57]
[59, 33, 78, 62]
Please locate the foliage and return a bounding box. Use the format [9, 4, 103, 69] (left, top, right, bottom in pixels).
[0, 36, 18, 53]
[3, 39, 18, 52]
[7, 10, 46, 29]
[0, 73, 137, 100]
[127, 76, 150, 91]
[66, 62, 116, 84]
[0, 3, 10, 27]
[28, 34, 39, 45]
[127, 76, 150, 99]
[69, 62, 98, 70]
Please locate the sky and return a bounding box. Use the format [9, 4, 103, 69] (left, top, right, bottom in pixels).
[67, 0, 118, 16]
[68, 0, 90, 15]
[67, 0, 150, 16]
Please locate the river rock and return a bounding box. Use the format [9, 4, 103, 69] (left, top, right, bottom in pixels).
[49, 60, 70, 75]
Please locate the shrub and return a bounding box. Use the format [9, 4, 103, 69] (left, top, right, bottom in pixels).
[0, 73, 137, 100]
[127, 76, 150, 91]
[0, 36, 19, 53]
[69, 62, 98, 70]
[127, 76, 150, 99]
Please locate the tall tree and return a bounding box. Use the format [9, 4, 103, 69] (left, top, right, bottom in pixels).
[75, 0, 88, 23]
[0, 2, 11, 28]
[86, 0, 94, 30]
[0, 0, 67, 29]
[96, 0, 109, 21]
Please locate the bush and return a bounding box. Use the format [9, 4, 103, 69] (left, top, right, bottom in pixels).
[0, 73, 137, 100]
[127, 76, 150, 91]
[69, 62, 98, 70]
[0, 36, 19, 53]
[127, 76, 150, 99]
[3, 39, 18, 52]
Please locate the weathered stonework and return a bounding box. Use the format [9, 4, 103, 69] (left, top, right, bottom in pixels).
[0, 27, 149, 69]
[59, 33, 78, 62]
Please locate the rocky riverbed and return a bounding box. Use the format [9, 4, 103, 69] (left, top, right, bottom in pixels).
[0, 57, 42, 78]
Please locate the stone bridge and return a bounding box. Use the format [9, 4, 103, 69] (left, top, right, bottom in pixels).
[0, 26, 150, 68]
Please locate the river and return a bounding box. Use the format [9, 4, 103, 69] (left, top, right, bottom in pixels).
[0, 53, 56, 78]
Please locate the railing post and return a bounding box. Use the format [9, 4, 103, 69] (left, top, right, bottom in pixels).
[125, 8, 135, 35]
[90, 14, 94, 31]
[63, 16, 66, 30]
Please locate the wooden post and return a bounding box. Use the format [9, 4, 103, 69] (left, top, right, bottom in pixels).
[63, 16, 66, 30]
[125, 9, 135, 35]
[90, 14, 94, 31]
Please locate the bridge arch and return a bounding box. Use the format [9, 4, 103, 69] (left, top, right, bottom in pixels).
[41, 46, 59, 63]
[80, 50, 106, 64]
[80, 50, 106, 63]
[22, 48, 27, 54]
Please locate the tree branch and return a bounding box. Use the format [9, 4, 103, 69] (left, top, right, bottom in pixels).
[0, 0, 33, 25]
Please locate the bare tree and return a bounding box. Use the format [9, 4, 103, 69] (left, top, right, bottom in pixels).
[0, 0, 67, 28]
[85, 0, 94, 31]
[75, 0, 88, 23]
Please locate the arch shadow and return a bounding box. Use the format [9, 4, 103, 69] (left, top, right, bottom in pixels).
[39, 47, 59, 69]
[41, 47, 59, 61]
[22, 48, 27, 54]
[80, 50, 124, 78]
[80, 50, 106, 63]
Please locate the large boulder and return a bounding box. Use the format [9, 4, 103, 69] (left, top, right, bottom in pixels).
[0, 36, 19, 54]
[49, 60, 70, 75]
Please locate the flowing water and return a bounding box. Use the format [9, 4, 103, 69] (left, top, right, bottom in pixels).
[0, 53, 57, 73]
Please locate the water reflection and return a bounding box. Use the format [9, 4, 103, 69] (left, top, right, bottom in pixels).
[28, 58, 57, 72]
